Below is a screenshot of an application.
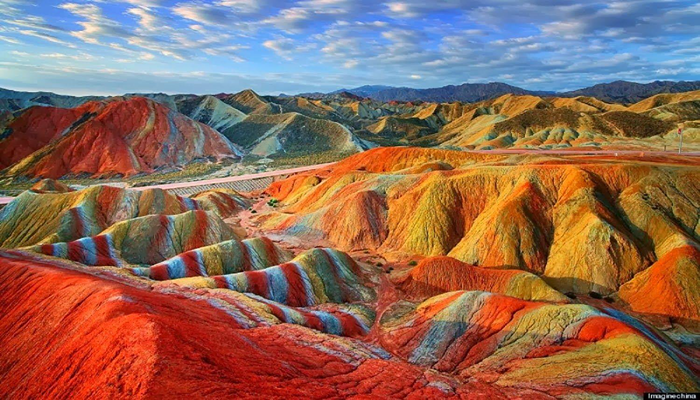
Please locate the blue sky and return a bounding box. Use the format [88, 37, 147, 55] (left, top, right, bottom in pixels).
[1, 0, 699, 95]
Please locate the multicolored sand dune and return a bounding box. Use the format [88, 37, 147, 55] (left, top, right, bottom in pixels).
[0, 146, 698, 398]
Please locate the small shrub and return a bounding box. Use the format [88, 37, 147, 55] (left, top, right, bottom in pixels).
[267, 198, 279, 207]
[251, 210, 257, 214]
[376, 262, 383, 267]
[408, 260, 418, 266]
[588, 291, 603, 299]
[604, 296, 615, 303]
[564, 292, 577, 299]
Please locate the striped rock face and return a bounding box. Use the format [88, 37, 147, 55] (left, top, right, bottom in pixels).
[0, 251, 415, 399]
[0, 101, 106, 170]
[397, 256, 568, 302]
[1, 146, 699, 398]
[1, 97, 242, 179]
[131, 237, 292, 279]
[0, 186, 249, 249]
[379, 291, 700, 396]
[27, 210, 240, 266]
[160, 248, 374, 307]
[32, 234, 123, 267]
[261, 147, 700, 299]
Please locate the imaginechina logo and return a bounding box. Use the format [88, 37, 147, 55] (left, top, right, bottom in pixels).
[645, 394, 699, 400]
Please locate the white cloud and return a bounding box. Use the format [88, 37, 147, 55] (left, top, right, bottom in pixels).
[0, 35, 21, 44]
[127, 7, 162, 31]
[172, 2, 234, 26]
[0, 0, 698, 93]
[16, 29, 77, 47]
[6, 16, 66, 32]
[58, 2, 131, 44]
[263, 37, 315, 60]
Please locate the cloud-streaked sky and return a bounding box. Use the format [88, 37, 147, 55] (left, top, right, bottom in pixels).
[1, 0, 699, 95]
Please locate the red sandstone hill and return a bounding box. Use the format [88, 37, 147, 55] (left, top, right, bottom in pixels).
[0, 97, 241, 178]
[0, 177, 699, 397]
[0, 101, 106, 169]
[262, 147, 700, 301]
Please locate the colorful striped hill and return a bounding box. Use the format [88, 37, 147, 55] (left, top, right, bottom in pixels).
[130, 237, 292, 279]
[397, 256, 568, 302]
[0, 185, 249, 249]
[28, 210, 239, 266]
[260, 147, 699, 300]
[160, 248, 374, 307]
[379, 290, 700, 396]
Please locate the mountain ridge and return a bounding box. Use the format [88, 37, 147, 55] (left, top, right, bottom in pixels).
[4, 80, 700, 110]
[299, 80, 700, 104]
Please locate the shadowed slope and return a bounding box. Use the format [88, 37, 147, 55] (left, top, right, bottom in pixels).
[223, 112, 369, 157]
[176, 95, 247, 132]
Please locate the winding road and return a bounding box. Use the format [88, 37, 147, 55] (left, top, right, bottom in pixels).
[1, 149, 698, 206]
[0, 162, 335, 205]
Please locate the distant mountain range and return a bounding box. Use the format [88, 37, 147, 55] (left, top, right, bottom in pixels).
[559, 80, 700, 103]
[5, 80, 700, 112]
[301, 80, 700, 104]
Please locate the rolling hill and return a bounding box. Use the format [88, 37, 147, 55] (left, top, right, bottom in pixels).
[222, 112, 373, 157]
[0, 97, 241, 178]
[1, 147, 698, 398]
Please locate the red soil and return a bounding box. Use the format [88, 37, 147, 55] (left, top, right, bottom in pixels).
[617, 245, 700, 320]
[0, 102, 104, 169]
[3, 97, 237, 178]
[399, 256, 517, 296]
[0, 251, 550, 399]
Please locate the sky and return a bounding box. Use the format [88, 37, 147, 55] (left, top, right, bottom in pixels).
[1, 0, 699, 96]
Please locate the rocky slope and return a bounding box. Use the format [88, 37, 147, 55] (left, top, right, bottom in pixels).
[2, 87, 699, 182]
[222, 112, 372, 157]
[262, 147, 699, 299]
[0, 148, 698, 397]
[0, 97, 241, 178]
